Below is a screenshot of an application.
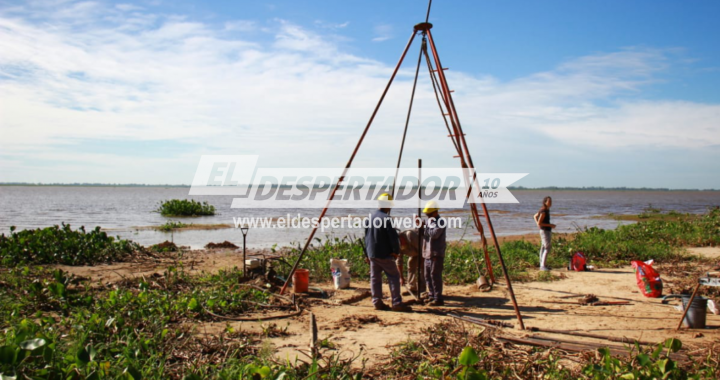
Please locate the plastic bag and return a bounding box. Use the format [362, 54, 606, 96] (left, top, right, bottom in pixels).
[631, 260, 663, 298]
[330, 259, 351, 289]
[568, 252, 587, 271]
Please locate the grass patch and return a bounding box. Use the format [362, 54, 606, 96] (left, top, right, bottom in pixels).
[557, 207, 720, 266]
[156, 220, 190, 232]
[0, 224, 140, 266]
[155, 199, 216, 217]
[0, 265, 358, 379]
[604, 210, 701, 223]
[278, 235, 369, 283]
[280, 209, 720, 284]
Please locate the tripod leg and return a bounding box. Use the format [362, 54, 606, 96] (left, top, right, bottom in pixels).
[425, 29, 525, 330]
[280, 31, 418, 295]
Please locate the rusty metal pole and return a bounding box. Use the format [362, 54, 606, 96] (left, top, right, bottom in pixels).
[417, 25, 495, 284]
[417, 159, 424, 296]
[424, 27, 525, 329]
[279, 31, 418, 295]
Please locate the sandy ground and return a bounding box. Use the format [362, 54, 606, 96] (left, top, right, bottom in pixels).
[687, 247, 720, 259]
[57, 246, 720, 368]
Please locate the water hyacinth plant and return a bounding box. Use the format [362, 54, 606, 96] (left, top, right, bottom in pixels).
[0, 224, 139, 266]
[155, 199, 216, 217]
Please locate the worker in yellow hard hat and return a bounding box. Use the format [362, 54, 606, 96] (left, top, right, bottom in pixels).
[421, 200, 447, 306]
[376, 192, 395, 209]
[364, 192, 411, 312]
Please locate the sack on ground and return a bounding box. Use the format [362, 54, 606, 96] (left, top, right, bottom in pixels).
[568, 251, 588, 271]
[631, 259, 663, 298]
[330, 258, 351, 289]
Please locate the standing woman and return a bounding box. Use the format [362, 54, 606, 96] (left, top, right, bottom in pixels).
[534, 196, 556, 271]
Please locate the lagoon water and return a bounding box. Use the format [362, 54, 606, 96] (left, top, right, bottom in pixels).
[1, 186, 719, 249]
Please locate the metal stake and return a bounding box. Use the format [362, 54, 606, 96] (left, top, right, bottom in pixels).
[240, 226, 249, 276]
[417, 159, 424, 295]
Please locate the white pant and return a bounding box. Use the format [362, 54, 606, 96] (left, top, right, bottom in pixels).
[539, 230, 552, 268]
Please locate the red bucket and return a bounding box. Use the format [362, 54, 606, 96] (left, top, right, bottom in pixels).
[293, 269, 310, 293]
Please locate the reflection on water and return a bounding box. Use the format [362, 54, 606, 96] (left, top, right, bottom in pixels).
[1, 186, 719, 249]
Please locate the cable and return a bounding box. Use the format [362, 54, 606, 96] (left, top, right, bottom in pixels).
[391, 35, 425, 198]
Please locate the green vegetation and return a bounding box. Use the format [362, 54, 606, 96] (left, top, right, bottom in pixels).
[373, 321, 718, 379]
[155, 199, 216, 217]
[603, 205, 705, 222]
[282, 209, 720, 284]
[157, 221, 190, 232]
[278, 236, 369, 283]
[0, 266, 318, 379]
[0, 224, 139, 266]
[2, 210, 720, 378]
[559, 207, 720, 266]
[3, 265, 718, 379]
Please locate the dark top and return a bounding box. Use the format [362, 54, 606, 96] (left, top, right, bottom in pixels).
[364, 209, 400, 259]
[538, 207, 551, 231]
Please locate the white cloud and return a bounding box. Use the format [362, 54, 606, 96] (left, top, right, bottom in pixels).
[372, 24, 393, 42]
[115, 3, 143, 12]
[314, 20, 349, 29]
[224, 20, 256, 32]
[0, 0, 718, 184]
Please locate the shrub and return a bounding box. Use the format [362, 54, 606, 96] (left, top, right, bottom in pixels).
[155, 199, 216, 217]
[157, 221, 190, 232]
[0, 224, 139, 266]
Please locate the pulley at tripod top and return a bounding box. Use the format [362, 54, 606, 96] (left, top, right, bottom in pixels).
[414, 22, 433, 32]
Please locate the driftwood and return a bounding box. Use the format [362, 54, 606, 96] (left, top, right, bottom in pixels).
[448, 313, 515, 329]
[497, 335, 687, 363]
[525, 326, 657, 346]
[496, 335, 630, 356]
[542, 300, 631, 306]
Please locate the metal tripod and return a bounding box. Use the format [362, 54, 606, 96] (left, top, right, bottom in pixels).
[279, 18, 525, 329]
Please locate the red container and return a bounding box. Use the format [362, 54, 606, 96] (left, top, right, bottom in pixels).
[293, 269, 310, 293]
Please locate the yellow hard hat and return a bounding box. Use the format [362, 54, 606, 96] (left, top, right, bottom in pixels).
[423, 200, 439, 214]
[377, 192, 394, 208]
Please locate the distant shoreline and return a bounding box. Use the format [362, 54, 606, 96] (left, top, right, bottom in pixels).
[0, 183, 718, 191]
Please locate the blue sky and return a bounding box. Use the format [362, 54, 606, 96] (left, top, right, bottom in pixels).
[1, 0, 719, 188]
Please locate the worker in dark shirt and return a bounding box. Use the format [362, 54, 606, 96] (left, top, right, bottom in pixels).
[365, 193, 411, 312]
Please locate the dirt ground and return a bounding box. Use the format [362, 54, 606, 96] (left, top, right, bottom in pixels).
[57, 246, 720, 368]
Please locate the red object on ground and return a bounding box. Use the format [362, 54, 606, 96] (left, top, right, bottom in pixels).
[631, 260, 663, 298]
[293, 269, 310, 293]
[569, 252, 587, 271]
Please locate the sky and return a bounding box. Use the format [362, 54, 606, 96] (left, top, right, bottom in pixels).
[0, 0, 719, 188]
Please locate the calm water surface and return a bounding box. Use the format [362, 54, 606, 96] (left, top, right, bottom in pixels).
[1, 186, 718, 249]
